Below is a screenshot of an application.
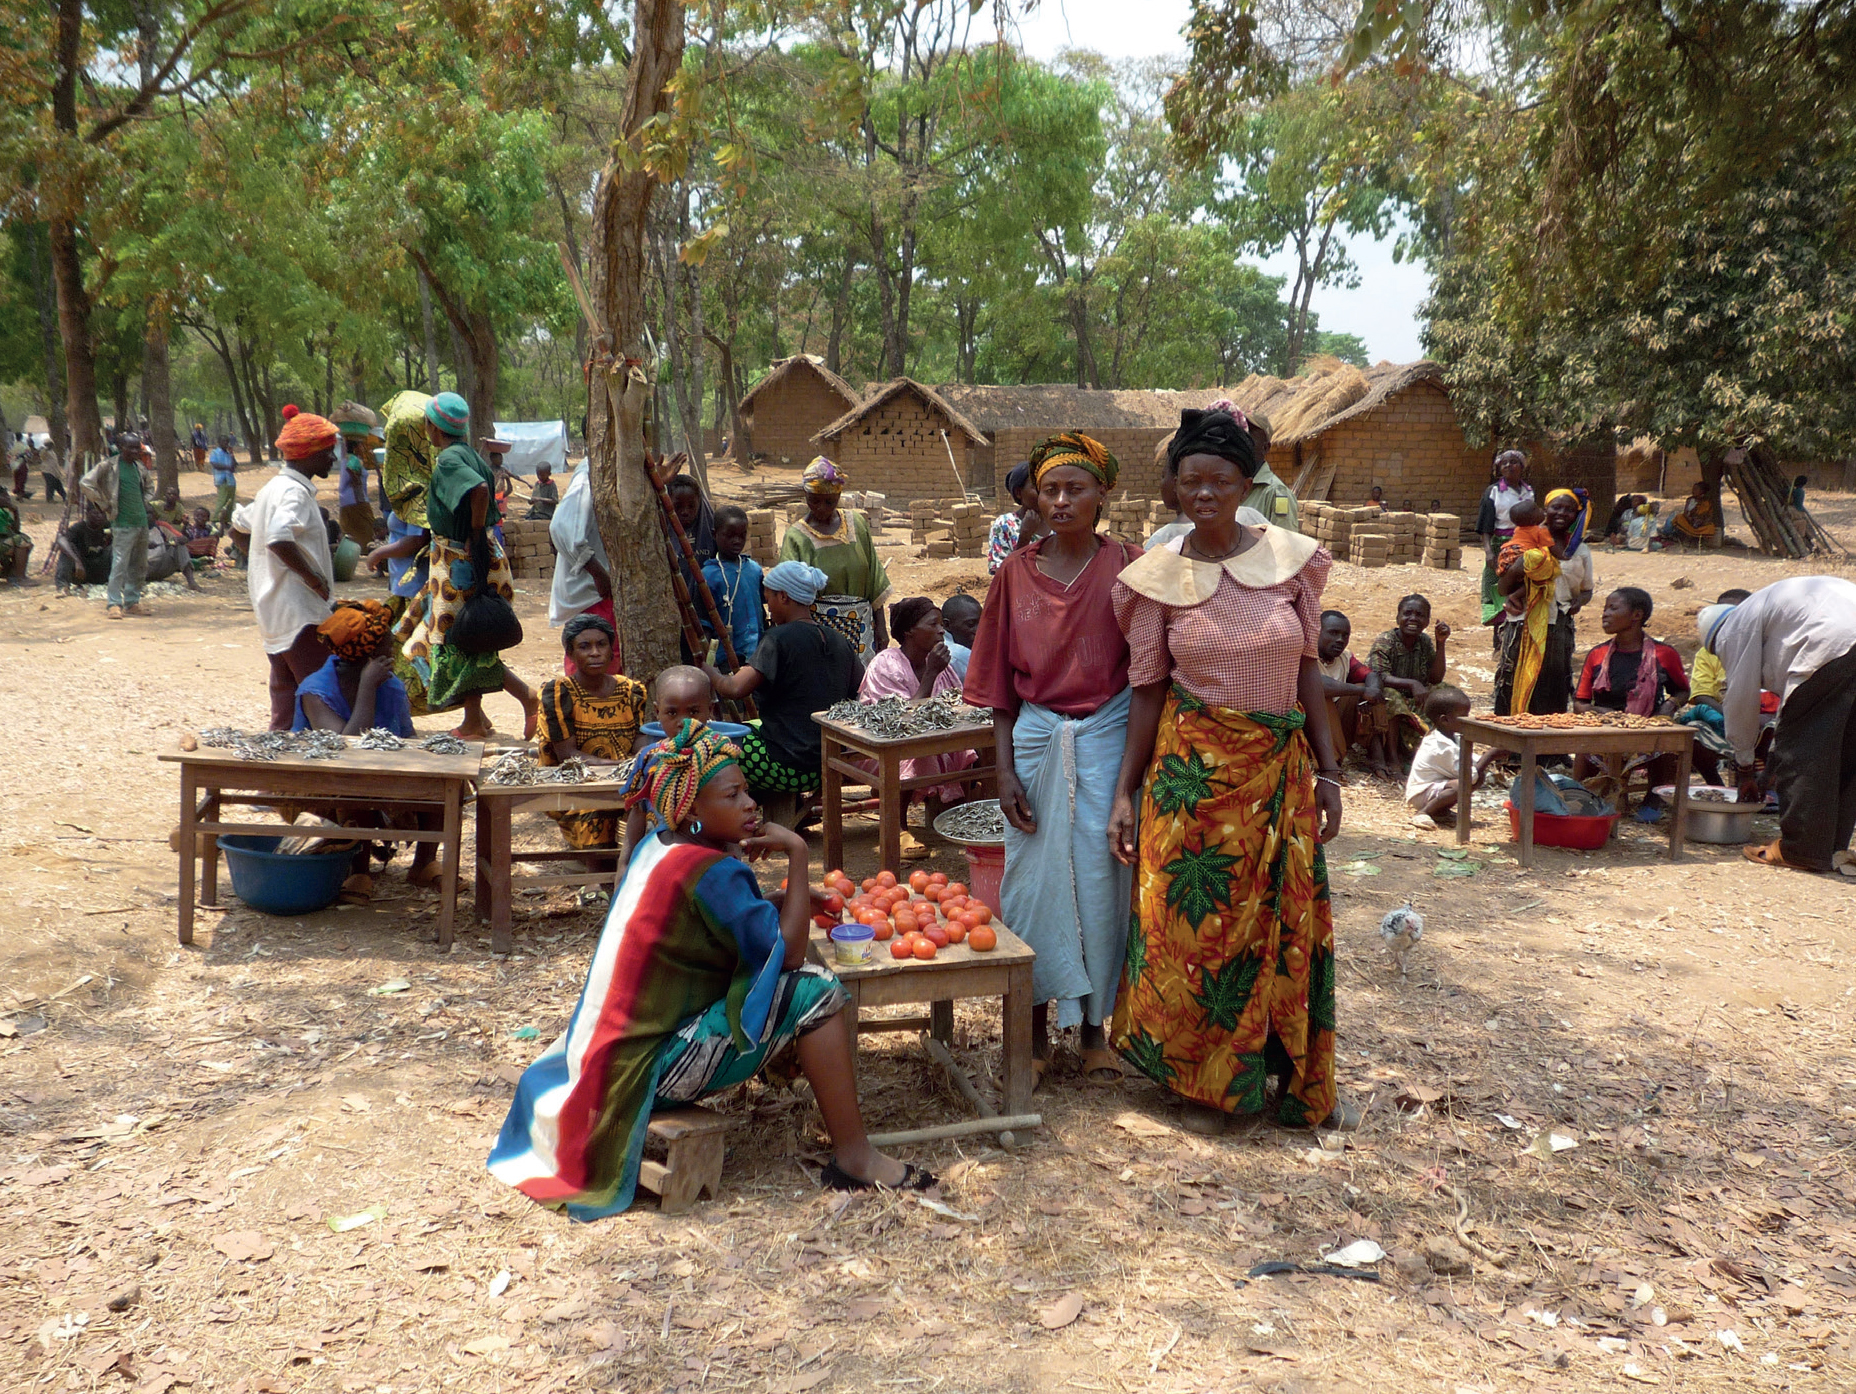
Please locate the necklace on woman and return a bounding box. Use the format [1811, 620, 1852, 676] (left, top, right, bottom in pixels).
[1185, 528, 1251, 563]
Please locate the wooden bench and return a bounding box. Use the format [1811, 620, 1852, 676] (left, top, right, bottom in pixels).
[637, 1106, 729, 1213]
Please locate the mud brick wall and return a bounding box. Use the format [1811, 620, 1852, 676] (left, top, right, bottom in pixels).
[1296, 382, 1490, 521]
[989, 427, 1175, 505]
[502, 518, 555, 582]
[831, 397, 977, 502]
[743, 372, 854, 465]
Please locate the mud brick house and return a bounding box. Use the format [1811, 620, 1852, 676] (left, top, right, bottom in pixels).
[811, 379, 988, 501]
[931, 385, 1198, 502]
[736, 355, 860, 465]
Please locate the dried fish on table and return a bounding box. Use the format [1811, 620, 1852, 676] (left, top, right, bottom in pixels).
[419, 732, 468, 755]
[194, 727, 347, 761]
[822, 691, 991, 740]
[934, 799, 1006, 845]
[482, 750, 596, 786]
[356, 728, 405, 750]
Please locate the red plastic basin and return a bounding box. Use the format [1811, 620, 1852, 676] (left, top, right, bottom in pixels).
[1504, 800, 1619, 850]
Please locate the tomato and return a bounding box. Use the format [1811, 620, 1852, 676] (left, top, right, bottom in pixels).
[871, 919, 894, 941]
[876, 870, 898, 889]
[889, 937, 914, 960]
[823, 892, 845, 915]
[912, 937, 938, 960]
[968, 925, 997, 952]
[929, 871, 949, 886]
[908, 869, 930, 892]
[971, 903, 993, 925]
[894, 912, 919, 934]
[923, 885, 945, 903]
[944, 921, 967, 944]
[946, 882, 967, 899]
[942, 895, 967, 915]
[921, 923, 948, 947]
[813, 913, 836, 929]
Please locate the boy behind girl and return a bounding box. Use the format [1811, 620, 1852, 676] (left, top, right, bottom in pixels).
[702, 505, 764, 663]
[620, 667, 719, 861]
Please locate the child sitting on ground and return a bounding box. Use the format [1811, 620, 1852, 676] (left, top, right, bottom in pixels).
[181, 506, 215, 543]
[620, 666, 718, 862]
[701, 506, 764, 664]
[1406, 685, 1498, 828]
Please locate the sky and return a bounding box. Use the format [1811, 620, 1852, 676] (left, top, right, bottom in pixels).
[984, 0, 1433, 366]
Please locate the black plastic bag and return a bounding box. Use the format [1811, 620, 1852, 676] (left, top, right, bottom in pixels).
[447, 532, 524, 655]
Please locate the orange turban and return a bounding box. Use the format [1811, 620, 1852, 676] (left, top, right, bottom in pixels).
[276, 412, 339, 461]
[317, 600, 393, 662]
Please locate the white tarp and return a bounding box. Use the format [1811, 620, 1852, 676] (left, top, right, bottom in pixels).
[492, 420, 569, 476]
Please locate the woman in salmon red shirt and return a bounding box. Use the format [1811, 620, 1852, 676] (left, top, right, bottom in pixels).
[963, 433, 1140, 1090]
[1573, 586, 1690, 821]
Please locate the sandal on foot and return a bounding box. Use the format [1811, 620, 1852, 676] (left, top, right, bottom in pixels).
[406, 861, 442, 888]
[898, 830, 930, 861]
[819, 1160, 938, 1193]
[1080, 1047, 1126, 1086]
[1031, 1057, 1050, 1092]
[1743, 839, 1819, 872]
[339, 873, 375, 904]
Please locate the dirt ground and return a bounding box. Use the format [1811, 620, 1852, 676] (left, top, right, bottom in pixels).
[4, 469, 1856, 1394]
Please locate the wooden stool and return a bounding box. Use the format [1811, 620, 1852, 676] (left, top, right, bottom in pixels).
[636, 1106, 728, 1213]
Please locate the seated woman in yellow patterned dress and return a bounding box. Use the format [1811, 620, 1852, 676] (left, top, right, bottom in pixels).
[537, 614, 650, 854]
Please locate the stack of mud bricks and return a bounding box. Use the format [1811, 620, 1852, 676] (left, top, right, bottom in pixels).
[1303, 502, 1356, 556]
[746, 510, 779, 567]
[1349, 527, 1392, 568]
[842, 490, 887, 530]
[502, 518, 555, 582]
[951, 503, 987, 559]
[1103, 496, 1153, 546]
[910, 500, 950, 556]
[1423, 513, 1464, 570]
[1381, 511, 1420, 564]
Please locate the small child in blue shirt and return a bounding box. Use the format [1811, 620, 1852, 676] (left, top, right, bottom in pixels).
[701, 505, 764, 663]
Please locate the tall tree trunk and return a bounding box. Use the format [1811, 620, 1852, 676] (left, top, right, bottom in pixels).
[27, 224, 70, 483]
[414, 253, 498, 440]
[48, 217, 103, 461]
[417, 268, 441, 394]
[589, 0, 686, 680]
[826, 251, 854, 376]
[112, 370, 129, 438]
[144, 309, 180, 492]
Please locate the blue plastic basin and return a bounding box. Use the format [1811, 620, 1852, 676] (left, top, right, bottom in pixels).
[217, 835, 352, 915]
[640, 720, 752, 742]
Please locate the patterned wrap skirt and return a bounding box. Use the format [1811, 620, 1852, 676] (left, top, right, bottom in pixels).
[396, 533, 514, 710]
[1111, 688, 1337, 1127]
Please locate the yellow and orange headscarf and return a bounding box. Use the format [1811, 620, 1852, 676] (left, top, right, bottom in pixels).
[317, 600, 393, 663]
[1029, 432, 1119, 490]
[276, 411, 340, 461]
[627, 719, 740, 832]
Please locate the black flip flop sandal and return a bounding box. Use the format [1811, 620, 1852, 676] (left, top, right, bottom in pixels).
[819, 1160, 938, 1193]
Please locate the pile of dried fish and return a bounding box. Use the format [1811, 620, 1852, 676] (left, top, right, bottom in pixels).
[197, 727, 347, 761]
[356, 728, 405, 750]
[419, 732, 468, 755]
[934, 799, 1006, 845]
[822, 691, 991, 739]
[482, 750, 596, 786]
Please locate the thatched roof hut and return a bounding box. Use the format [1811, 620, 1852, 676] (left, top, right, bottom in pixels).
[811, 378, 989, 500]
[736, 355, 861, 464]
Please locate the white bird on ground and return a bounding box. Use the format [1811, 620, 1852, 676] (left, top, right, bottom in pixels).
[1380, 901, 1425, 975]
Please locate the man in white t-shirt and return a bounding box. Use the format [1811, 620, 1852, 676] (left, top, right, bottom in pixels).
[1405, 685, 1498, 827]
[548, 461, 614, 675]
[233, 413, 338, 728]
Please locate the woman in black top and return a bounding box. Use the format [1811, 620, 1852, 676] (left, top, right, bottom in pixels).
[706, 560, 863, 827]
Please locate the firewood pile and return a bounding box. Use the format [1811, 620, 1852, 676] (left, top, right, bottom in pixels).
[1731, 446, 1847, 558]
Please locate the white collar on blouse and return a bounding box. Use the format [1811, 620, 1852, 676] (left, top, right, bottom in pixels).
[1116, 526, 1320, 607]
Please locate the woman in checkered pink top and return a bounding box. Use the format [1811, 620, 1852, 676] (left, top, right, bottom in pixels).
[1105, 406, 1354, 1137]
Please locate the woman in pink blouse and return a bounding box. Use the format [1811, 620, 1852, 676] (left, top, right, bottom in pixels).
[1107, 407, 1351, 1136]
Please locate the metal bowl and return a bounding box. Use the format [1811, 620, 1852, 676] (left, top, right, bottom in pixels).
[933, 799, 1006, 848]
[1656, 785, 1762, 845]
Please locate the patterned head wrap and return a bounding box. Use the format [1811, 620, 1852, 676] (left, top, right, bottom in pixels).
[764, 560, 829, 606]
[1166, 409, 1258, 479]
[317, 599, 393, 662]
[1202, 398, 1250, 430]
[1029, 432, 1120, 490]
[425, 391, 470, 436]
[627, 719, 740, 832]
[889, 596, 938, 640]
[276, 412, 340, 461]
[335, 401, 382, 443]
[803, 457, 846, 494]
[561, 612, 617, 653]
[1544, 486, 1592, 553]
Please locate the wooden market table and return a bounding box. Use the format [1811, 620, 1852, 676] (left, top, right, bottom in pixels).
[1454, 717, 1695, 868]
[161, 739, 483, 949]
[807, 921, 1037, 1129]
[816, 709, 997, 873]
[473, 774, 632, 954]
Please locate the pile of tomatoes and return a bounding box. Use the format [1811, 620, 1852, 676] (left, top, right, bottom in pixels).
[812, 867, 998, 960]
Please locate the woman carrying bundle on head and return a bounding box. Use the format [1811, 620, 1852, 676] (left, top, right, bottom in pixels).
[489, 720, 935, 1217]
[964, 432, 1140, 1087]
[1107, 406, 1352, 1135]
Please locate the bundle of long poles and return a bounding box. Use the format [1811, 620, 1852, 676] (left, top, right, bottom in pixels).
[645, 470, 758, 720]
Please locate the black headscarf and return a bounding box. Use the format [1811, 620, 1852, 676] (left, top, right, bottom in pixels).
[1167, 409, 1259, 480]
[889, 596, 938, 642]
[562, 612, 617, 651]
[1004, 462, 1031, 500]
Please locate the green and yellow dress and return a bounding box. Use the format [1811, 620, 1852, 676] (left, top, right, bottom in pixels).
[778, 509, 889, 662]
[537, 675, 649, 847]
